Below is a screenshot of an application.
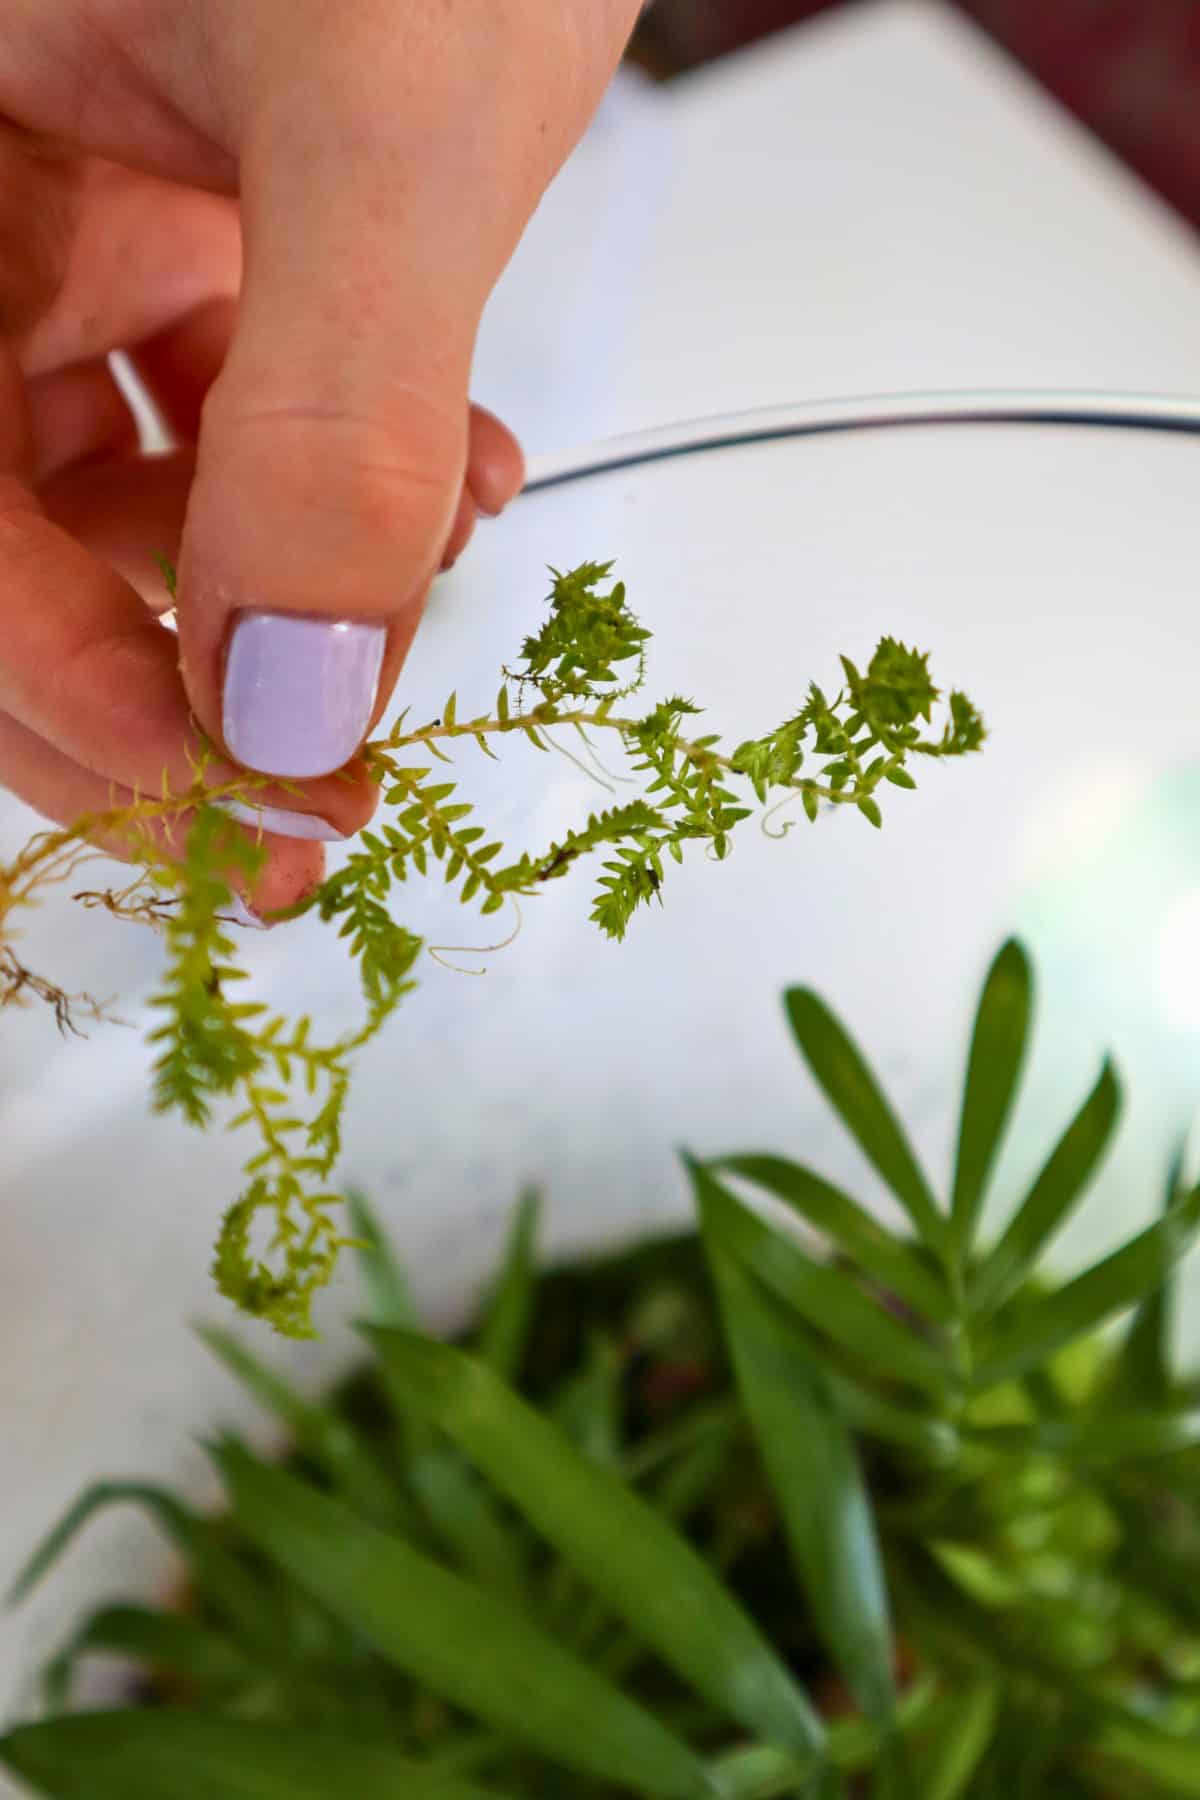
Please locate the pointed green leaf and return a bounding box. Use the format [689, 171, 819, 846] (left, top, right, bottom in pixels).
[7, 1483, 261, 1645]
[718, 1155, 951, 1324]
[967, 1405, 1200, 1462]
[824, 1366, 961, 1460]
[908, 1682, 998, 1800]
[703, 1236, 895, 1724]
[344, 1195, 436, 1463]
[0, 1713, 514, 1800]
[1091, 1717, 1200, 1794]
[1111, 1140, 1186, 1405]
[408, 1448, 528, 1608]
[42, 1606, 247, 1711]
[973, 1182, 1200, 1387]
[713, 1746, 845, 1799]
[366, 1327, 826, 1767]
[478, 1189, 540, 1381]
[550, 1331, 623, 1464]
[949, 941, 1032, 1259]
[213, 1440, 713, 1798]
[197, 1326, 401, 1525]
[692, 1165, 949, 1398]
[347, 1188, 419, 1328]
[970, 1058, 1121, 1317]
[784, 989, 946, 1256]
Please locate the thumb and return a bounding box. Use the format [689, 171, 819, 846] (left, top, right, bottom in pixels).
[176, 102, 500, 780]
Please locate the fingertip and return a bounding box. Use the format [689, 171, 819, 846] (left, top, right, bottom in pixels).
[467, 404, 525, 516]
[240, 832, 326, 921]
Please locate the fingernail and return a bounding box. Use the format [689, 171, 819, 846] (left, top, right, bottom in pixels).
[227, 893, 270, 930]
[223, 612, 386, 778]
[212, 796, 346, 842]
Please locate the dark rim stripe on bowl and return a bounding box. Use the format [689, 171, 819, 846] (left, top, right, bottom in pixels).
[523, 389, 1200, 493]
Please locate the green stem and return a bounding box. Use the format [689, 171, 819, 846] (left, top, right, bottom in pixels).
[376, 708, 869, 813]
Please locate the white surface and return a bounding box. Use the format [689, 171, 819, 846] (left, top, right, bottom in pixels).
[591, 0, 1200, 442]
[5, 0, 1200, 1749]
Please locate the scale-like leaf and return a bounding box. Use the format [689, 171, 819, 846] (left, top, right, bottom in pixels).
[949, 941, 1032, 1259]
[973, 1182, 1200, 1387]
[704, 1236, 895, 1726]
[213, 1439, 713, 1798]
[366, 1326, 827, 1768]
[718, 1154, 951, 1323]
[0, 1713, 514, 1800]
[969, 1058, 1121, 1317]
[784, 988, 946, 1257]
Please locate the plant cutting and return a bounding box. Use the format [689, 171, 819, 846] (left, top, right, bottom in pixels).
[7, 939, 1200, 1798]
[0, 558, 983, 1336]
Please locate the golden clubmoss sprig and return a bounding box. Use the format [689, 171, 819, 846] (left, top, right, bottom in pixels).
[0, 558, 985, 1336]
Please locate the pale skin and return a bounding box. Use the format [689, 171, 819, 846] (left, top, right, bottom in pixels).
[0, 0, 641, 915]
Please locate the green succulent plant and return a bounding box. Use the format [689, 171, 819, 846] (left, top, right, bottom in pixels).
[8, 940, 1200, 1798]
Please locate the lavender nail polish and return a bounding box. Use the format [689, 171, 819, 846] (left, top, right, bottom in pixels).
[227, 893, 270, 931]
[212, 797, 346, 842]
[223, 612, 386, 778]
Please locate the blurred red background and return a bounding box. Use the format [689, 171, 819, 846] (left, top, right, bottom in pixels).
[632, 0, 1200, 232]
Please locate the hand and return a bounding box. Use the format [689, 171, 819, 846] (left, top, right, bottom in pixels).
[0, 0, 639, 917]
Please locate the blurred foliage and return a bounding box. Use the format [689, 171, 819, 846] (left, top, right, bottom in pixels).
[9, 941, 1200, 1796]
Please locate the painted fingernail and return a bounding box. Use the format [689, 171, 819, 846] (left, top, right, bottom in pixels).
[222, 612, 386, 778]
[227, 893, 270, 930]
[212, 796, 346, 842]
